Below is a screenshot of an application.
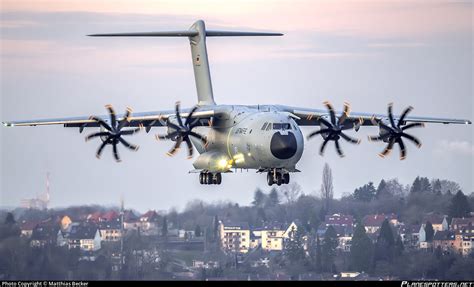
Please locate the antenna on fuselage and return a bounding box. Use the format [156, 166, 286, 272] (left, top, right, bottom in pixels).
[88, 20, 283, 106]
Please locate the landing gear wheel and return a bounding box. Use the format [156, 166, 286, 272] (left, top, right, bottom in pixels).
[199, 173, 204, 184]
[204, 173, 211, 185]
[216, 173, 222, 185]
[267, 172, 273, 186]
[276, 173, 282, 186]
[283, 173, 290, 184]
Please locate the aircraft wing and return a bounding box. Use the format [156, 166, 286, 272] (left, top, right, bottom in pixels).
[2, 106, 216, 132]
[276, 105, 472, 127]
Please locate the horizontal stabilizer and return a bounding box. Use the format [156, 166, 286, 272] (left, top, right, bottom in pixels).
[206, 30, 283, 37]
[88, 31, 198, 37]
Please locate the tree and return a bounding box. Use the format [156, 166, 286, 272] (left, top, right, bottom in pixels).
[161, 216, 168, 237]
[432, 179, 442, 195]
[320, 163, 334, 212]
[282, 183, 303, 204]
[410, 176, 422, 193]
[252, 188, 266, 207]
[284, 226, 305, 264]
[419, 177, 432, 193]
[315, 235, 322, 272]
[425, 221, 434, 242]
[449, 190, 471, 218]
[322, 226, 338, 273]
[4, 213, 16, 225]
[376, 179, 388, 199]
[195, 224, 202, 237]
[353, 182, 376, 202]
[268, 188, 280, 207]
[375, 219, 395, 262]
[212, 215, 219, 242]
[350, 222, 373, 272]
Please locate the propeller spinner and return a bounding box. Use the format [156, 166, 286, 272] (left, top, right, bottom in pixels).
[307, 101, 361, 157]
[368, 103, 424, 160]
[155, 101, 208, 158]
[86, 105, 142, 162]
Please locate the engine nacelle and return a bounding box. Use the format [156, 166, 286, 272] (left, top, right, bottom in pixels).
[192, 151, 232, 172]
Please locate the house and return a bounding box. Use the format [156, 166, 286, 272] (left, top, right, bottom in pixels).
[422, 213, 448, 231]
[432, 230, 456, 253]
[363, 213, 399, 234]
[98, 219, 122, 242]
[30, 225, 58, 247]
[123, 210, 140, 230]
[219, 221, 251, 253]
[253, 223, 287, 251]
[20, 221, 38, 238]
[325, 214, 354, 228]
[398, 224, 421, 247]
[60, 215, 73, 231]
[138, 210, 161, 235]
[59, 224, 101, 251]
[458, 232, 474, 256]
[450, 217, 474, 231]
[317, 225, 353, 252]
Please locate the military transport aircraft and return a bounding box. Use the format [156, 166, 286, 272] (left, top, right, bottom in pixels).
[2, 20, 471, 186]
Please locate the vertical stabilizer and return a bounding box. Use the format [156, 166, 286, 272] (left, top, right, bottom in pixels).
[188, 20, 215, 106]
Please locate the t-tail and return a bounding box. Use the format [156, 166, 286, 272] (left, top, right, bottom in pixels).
[89, 20, 283, 106]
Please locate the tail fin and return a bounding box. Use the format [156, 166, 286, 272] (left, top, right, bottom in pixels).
[89, 20, 283, 106]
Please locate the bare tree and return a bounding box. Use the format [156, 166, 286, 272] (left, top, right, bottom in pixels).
[320, 163, 334, 212]
[281, 182, 303, 205]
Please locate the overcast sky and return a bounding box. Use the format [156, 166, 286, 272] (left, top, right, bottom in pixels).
[1, 0, 472, 212]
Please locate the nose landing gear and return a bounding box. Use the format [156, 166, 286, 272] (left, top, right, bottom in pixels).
[199, 172, 222, 185]
[266, 169, 290, 186]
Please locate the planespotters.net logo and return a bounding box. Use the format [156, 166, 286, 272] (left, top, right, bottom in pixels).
[402, 282, 474, 287]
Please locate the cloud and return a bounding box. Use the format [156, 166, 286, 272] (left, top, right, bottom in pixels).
[433, 140, 474, 157]
[367, 42, 427, 49]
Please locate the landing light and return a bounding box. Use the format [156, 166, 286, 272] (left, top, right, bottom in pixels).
[218, 158, 228, 169]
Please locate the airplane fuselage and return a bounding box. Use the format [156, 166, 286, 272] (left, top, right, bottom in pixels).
[190, 105, 304, 174]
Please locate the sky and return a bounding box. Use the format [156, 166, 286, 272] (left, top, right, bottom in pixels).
[1, 0, 472, 212]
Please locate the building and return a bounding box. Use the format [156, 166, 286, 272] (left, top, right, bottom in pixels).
[450, 217, 474, 231]
[398, 224, 421, 247]
[324, 214, 354, 228]
[432, 230, 456, 253]
[422, 213, 448, 231]
[20, 221, 38, 238]
[30, 225, 58, 247]
[58, 224, 101, 251]
[138, 210, 161, 235]
[317, 225, 353, 252]
[219, 221, 251, 253]
[363, 213, 399, 234]
[98, 219, 122, 242]
[251, 222, 298, 251]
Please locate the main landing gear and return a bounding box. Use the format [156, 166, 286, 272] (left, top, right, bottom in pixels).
[199, 172, 222, 185]
[266, 169, 290, 186]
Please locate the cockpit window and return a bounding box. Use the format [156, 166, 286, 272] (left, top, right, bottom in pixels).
[261, 122, 268, 130]
[273, 123, 291, 130]
[266, 123, 272, 131]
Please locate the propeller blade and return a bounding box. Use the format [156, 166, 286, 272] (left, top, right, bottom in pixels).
[166, 137, 183, 157]
[335, 140, 345, 157]
[319, 138, 330, 156]
[185, 137, 194, 159]
[188, 131, 208, 144]
[388, 103, 396, 128]
[379, 138, 396, 158]
[401, 122, 425, 131]
[307, 128, 331, 139]
[85, 131, 110, 142]
[105, 105, 117, 130]
[96, 140, 109, 159]
[112, 142, 121, 162]
[117, 107, 133, 130]
[397, 138, 406, 160]
[368, 135, 385, 142]
[400, 133, 422, 148]
[185, 106, 199, 126]
[167, 122, 181, 132]
[118, 137, 139, 151]
[89, 116, 112, 132]
[323, 101, 337, 125]
[338, 102, 351, 125]
[340, 132, 360, 144]
[146, 120, 156, 133]
[318, 117, 333, 128]
[370, 115, 379, 126]
[175, 101, 183, 127]
[398, 106, 413, 127]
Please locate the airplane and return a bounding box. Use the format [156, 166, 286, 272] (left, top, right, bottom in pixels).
[2, 20, 471, 186]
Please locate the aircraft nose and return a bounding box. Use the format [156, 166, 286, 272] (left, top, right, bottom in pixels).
[270, 131, 297, 159]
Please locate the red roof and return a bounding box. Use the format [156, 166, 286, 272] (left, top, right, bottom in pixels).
[423, 213, 446, 225]
[102, 210, 119, 221]
[363, 213, 397, 227]
[140, 210, 160, 222]
[20, 221, 40, 230]
[451, 217, 474, 229]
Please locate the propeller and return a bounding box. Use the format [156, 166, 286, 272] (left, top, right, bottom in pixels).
[368, 103, 425, 160]
[155, 101, 208, 158]
[85, 105, 142, 162]
[307, 101, 361, 157]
